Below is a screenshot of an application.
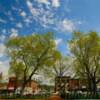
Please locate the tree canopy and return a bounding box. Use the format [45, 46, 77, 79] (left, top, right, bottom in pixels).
[6, 32, 60, 93]
[69, 31, 100, 94]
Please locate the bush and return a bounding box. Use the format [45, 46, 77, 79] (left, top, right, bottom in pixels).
[0, 93, 50, 99]
[61, 92, 100, 99]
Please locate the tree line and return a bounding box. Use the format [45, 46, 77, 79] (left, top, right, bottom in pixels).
[6, 31, 100, 95]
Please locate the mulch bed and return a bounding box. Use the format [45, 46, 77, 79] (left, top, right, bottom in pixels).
[46, 95, 61, 100]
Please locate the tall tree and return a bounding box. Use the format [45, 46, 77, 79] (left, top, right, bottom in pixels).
[6, 33, 60, 94]
[52, 57, 72, 94]
[52, 57, 72, 77]
[42, 56, 72, 94]
[42, 55, 72, 81]
[69, 31, 100, 95]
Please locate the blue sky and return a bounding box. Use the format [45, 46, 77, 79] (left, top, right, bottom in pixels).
[0, 0, 100, 75]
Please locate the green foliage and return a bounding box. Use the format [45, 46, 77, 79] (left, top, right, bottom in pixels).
[0, 94, 50, 99]
[42, 55, 72, 84]
[6, 32, 60, 83]
[69, 31, 100, 94]
[69, 31, 100, 78]
[61, 92, 100, 99]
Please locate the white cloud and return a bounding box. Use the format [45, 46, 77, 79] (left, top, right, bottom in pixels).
[23, 17, 33, 26]
[26, 1, 54, 26]
[30, 8, 39, 16]
[35, 0, 50, 5]
[55, 38, 62, 46]
[0, 18, 7, 24]
[11, 28, 18, 33]
[27, 0, 33, 7]
[38, 11, 54, 27]
[20, 11, 26, 17]
[16, 23, 23, 28]
[10, 28, 18, 38]
[2, 29, 6, 34]
[51, 0, 60, 8]
[10, 33, 18, 38]
[0, 34, 6, 42]
[24, 18, 31, 23]
[9, 17, 15, 21]
[35, 0, 60, 8]
[27, 1, 39, 16]
[58, 19, 75, 32]
[77, 21, 83, 25]
[26, 0, 76, 32]
[0, 43, 6, 57]
[12, 6, 18, 11]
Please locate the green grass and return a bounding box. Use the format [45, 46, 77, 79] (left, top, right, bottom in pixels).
[1, 92, 100, 99]
[0, 94, 49, 99]
[61, 92, 100, 99]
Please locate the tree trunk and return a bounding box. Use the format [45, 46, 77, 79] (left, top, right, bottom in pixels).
[92, 77, 97, 96]
[20, 81, 26, 95]
[86, 75, 92, 93]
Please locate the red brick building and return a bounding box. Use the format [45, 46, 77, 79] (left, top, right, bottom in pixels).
[68, 79, 79, 91]
[7, 77, 40, 93]
[7, 77, 17, 91]
[55, 76, 87, 92]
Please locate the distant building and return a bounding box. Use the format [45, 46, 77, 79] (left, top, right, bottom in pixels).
[55, 76, 70, 92]
[55, 76, 87, 92]
[67, 78, 88, 91]
[25, 80, 40, 93]
[68, 79, 79, 91]
[7, 77, 17, 91]
[7, 77, 40, 93]
[0, 82, 7, 90]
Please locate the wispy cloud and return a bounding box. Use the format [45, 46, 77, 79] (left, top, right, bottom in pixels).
[16, 22, 23, 28]
[58, 19, 75, 32]
[0, 34, 6, 42]
[51, 0, 60, 8]
[10, 28, 18, 38]
[55, 38, 63, 46]
[35, 0, 50, 5]
[27, 1, 40, 17]
[26, 0, 76, 33]
[20, 11, 26, 17]
[0, 18, 7, 24]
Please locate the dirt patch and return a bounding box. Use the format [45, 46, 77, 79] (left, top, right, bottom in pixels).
[47, 95, 61, 100]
